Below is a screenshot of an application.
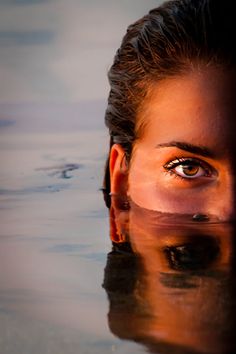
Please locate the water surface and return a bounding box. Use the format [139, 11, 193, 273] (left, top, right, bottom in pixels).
[0, 109, 135, 354]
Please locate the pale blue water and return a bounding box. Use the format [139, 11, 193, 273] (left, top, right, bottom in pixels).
[0, 104, 148, 354]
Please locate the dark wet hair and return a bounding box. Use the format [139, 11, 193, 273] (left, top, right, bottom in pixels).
[103, 0, 236, 207]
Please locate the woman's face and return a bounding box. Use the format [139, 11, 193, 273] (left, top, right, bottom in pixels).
[125, 66, 236, 221]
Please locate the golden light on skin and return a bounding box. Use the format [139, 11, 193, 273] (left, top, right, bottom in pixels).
[110, 66, 236, 221]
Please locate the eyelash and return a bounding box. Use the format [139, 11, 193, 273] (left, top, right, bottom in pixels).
[163, 157, 214, 180]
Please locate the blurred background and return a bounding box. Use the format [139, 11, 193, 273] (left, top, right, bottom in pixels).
[0, 0, 158, 117]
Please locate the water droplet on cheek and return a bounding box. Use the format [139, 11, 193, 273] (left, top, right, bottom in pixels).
[192, 214, 210, 222]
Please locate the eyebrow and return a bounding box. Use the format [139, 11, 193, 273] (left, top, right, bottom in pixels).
[155, 141, 216, 158]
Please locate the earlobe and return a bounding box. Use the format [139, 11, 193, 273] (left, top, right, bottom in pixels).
[109, 144, 129, 196]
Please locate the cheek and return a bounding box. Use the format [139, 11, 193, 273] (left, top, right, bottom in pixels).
[128, 173, 197, 213]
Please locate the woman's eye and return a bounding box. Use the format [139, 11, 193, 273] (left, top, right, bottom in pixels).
[175, 163, 205, 178]
[164, 158, 213, 179]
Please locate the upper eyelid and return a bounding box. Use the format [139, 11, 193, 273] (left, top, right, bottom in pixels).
[163, 157, 208, 169]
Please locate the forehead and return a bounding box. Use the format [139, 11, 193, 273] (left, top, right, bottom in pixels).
[137, 67, 236, 152]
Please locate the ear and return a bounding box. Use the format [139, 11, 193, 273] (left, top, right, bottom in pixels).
[109, 144, 128, 196]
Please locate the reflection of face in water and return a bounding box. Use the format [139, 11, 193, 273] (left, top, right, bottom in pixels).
[103, 198, 236, 354]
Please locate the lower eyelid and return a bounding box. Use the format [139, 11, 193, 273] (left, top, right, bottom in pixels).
[164, 170, 214, 184]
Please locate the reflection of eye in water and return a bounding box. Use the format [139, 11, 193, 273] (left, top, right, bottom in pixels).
[163, 236, 220, 271]
[159, 269, 230, 292]
[103, 241, 236, 354]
